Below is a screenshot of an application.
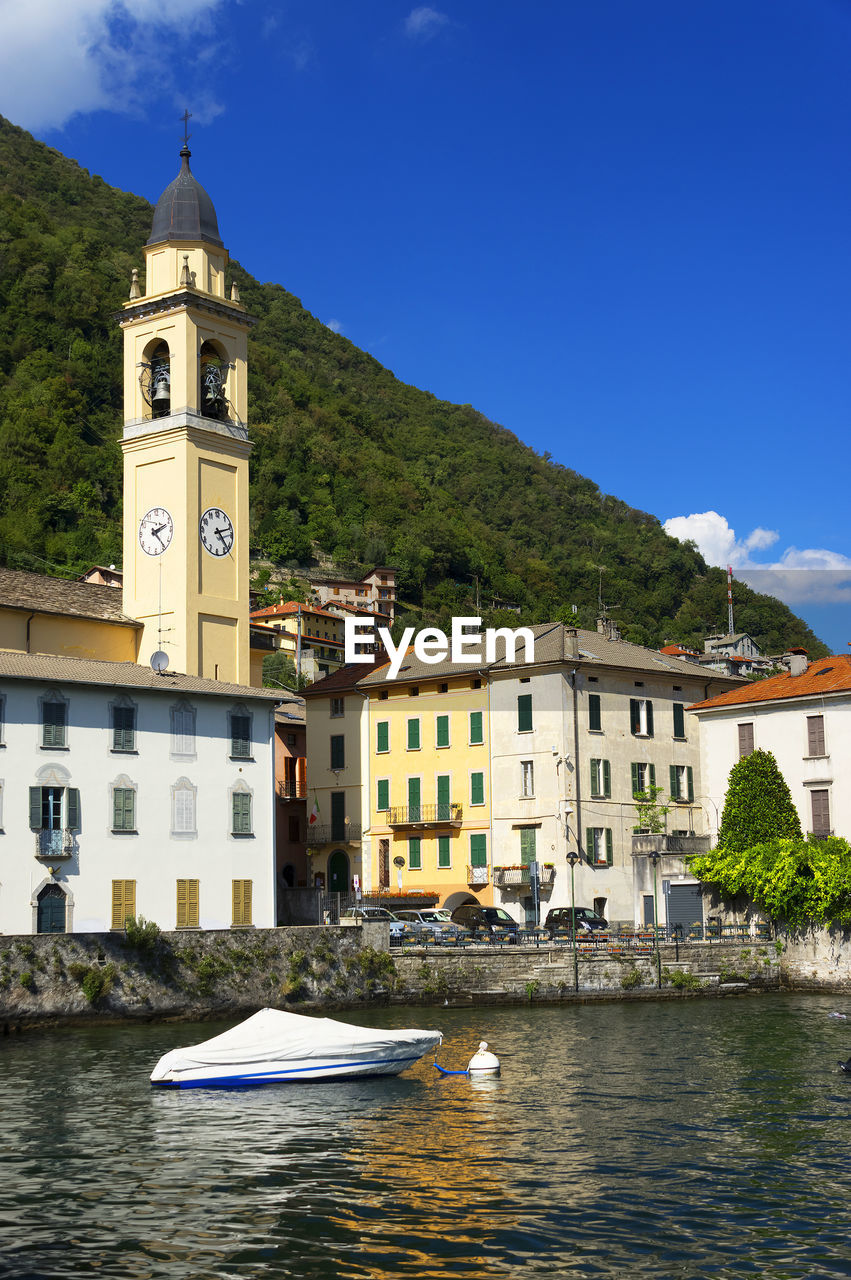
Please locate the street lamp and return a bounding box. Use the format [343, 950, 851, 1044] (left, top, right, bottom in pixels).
[566, 848, 581, 993]
[649, 850, 662, 989]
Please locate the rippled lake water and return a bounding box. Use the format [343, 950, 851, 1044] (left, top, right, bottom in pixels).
[3, 995, 851, 1278]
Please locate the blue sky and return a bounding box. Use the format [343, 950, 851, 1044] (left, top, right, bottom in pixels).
[2, 0, 849, 650]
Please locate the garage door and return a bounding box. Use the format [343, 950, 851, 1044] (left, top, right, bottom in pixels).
[666, 883, 704, 933]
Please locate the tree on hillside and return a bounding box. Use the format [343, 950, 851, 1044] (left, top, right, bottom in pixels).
[716, 750, 802, 852]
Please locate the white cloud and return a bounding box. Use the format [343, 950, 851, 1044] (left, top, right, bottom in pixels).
[0, 0, 224, 132]
[664, 510, 851, 605]
[404, 6, 450, 40]
[326, 319, 343, 334]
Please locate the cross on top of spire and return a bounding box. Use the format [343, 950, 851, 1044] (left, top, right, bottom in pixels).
[181, 109, 192, 151]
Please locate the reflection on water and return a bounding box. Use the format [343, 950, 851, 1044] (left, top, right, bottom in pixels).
[2, 997, 851, 1278]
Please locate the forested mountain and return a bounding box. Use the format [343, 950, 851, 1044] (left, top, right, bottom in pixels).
[0, 116, 827, 656]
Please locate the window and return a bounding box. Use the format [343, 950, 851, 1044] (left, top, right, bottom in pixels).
[288, 815, 300, 842]
[408, 837, 422, 870]
[111, 880, 136, 930]
[472, 678, 482, 689]
[519, 826, 536, 865]
[630, 699, 653, 737]
[378, 838, 390, 888]
[738, 723, 754, 758]
[176, 879, 199, 928]
[810, 789, 831, 838]
[437, 835, 451, 869]
[232, 791, 253, 836]
[171, 778, 197, 837]
[669, 764, 694, 802]
[230, 711, 252, 759]
[407, 718, 421, 750]
[112, 704, 136, 752]
[469, 711, 484, 745]
[171, 701, 196, 757]
[439, 683, 449, 693]
[631, 762, 656, 797]
[330, 735, 345, 770]
[377, 778, 390, 811]
[331, 791, 346, 840]
[586, 827, 613, 866]
[590, 758, 611, 798]
[436, 714, 450, 748]
[470, 771, 485, 806]
[517, 694, 533, 733]
[376, 720, 389, 753]
[409, 686, 420, 697]
[29, 787, 80, 848]
[470, 833, 487, 866]
[436, 774, 451, 819]
[807, 715, 826, 756]
[379, 690, 389, 701]
[42, 699, 66, 748]
[672, 703, 686, 739]
[588, 693, 602, 733]
[232, 880, 253, 927]
[521, 760, 534, 798]
[112, 786, 136, 833]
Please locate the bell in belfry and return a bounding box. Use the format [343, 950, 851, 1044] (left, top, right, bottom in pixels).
[151, 361, 171, 417]
[202, 361, 226, 419]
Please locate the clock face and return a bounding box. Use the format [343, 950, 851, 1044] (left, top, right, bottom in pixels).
[138, 507, 174, 556]
[200, 507, 235, 557]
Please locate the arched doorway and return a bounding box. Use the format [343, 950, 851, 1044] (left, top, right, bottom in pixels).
[442, 892, 479, 912]
[37, 884, 66, 934]
[328, 849, 350, 894]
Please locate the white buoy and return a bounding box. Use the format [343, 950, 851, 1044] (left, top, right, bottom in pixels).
[467, 1040, 500, 1075]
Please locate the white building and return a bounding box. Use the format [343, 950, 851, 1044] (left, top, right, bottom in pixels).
[0, 652, 279, 934]
[690, 652, 851, 843]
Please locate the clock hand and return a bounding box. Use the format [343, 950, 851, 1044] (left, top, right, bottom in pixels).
[215, 527, 229, 546]
[152, 523, 167, 537]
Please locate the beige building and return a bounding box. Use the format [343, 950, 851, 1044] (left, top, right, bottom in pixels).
[309, 568, 397, 622]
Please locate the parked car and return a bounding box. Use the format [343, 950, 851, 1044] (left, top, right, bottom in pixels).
[394, 908, 469, 942]
[450, 904, 520, 941]
[342, 906, 416, 944]
[543, 907, 608, 938]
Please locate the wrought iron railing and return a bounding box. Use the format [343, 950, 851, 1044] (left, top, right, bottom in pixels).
[277, 780, 307, 800]
[34, 829, 73, 859]
[388, 804, 463, 827]
[493, 866, 556, 887]
[466, 864, 489, 886]
[307, 822, 362, 846]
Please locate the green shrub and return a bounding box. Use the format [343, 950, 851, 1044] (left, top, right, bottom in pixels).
[18, 970, 34, 990]
[663, 968, 702, 990]
[620, 966, 642, 991]
[717, 750, 802, 851]
[67, 962, 116, 1005]
[123, 915, 161, 953]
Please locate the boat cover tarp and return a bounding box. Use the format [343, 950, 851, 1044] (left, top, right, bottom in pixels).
[150, 1008, 442, 1080]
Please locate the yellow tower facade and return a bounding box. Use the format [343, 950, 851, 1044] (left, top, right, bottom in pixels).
[119, 143, 254, 683]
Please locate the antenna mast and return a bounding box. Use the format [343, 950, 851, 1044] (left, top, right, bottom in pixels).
[727, 565, 734, 636]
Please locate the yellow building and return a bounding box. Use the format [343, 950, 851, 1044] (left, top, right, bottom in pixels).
[251, 602, 346, 680]
[358, 656, 493, 908]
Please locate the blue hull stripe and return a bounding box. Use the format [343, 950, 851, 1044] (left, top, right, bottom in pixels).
[152, 1053, 424, 1088]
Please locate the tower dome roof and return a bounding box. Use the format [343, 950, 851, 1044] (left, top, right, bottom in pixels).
[147, 146, 223, 248]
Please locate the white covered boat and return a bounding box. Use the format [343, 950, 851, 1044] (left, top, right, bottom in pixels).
[150, 1008, 443, 1088]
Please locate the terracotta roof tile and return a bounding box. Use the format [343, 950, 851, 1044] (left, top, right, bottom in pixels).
[689, 655, 851, 711]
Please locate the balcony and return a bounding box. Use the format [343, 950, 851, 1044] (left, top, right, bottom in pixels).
[388, 804, 463, 829]
[34, 829, 74, 861]
[466, 865, 489, 887]
[493, 865, 556, 888]
[277, 780, 307, 800]
[307, 822, 362, 847]
[631, 834, 711, 857]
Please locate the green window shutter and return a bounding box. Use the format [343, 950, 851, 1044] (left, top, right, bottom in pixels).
[588, 693, 601, 732]
[408, 838, 422, 870]
[519, 827, 536, 865]
[407, 718, 420, 750]
[437, 836, 451, 868]
[113, 788, 133, 830]
[670, 765, 678, 799]
[113, 706, 135, 751]
[602, 759, 611, 797]
[436, 714, 449, 748]
[377, 779, 389, 811]
[376, 721, 389, 753]
[590, 759, 599, 797]
[646, 701, 654, 737]
[606, 829, 613, 866]
[631, 762, 640, 796]
[673, 703, 685, 738]
[470, 771, 484, 805]
[408, 777, 421, 821]
[470, 833, 487, 866]
[630, 699, 640, 734]
[232, 793, 251, 835]
[649, 763, 656, 790]
[585, 827, 594, 865]
[29, 787, 42, 830]
[43, 701, 66, 747]
[469, 710, 483, 744]
[687, 765, 694, 803]
[437, 774, 450, 819]
[330, 735, 345, 769]
[231, 713, 251, 757]
[67, 788, 81, 830]
[517, 694, 533, 732]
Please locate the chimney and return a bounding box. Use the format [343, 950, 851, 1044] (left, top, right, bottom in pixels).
[564, 627, 579, 660]
[783, 648, 808, 677]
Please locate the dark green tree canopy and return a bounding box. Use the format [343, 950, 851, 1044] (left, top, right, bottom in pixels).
[717, 749, 803, 852]
[0, 116, 829, 655]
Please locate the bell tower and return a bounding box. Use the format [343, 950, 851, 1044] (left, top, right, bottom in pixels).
[119, 133, 255, 683]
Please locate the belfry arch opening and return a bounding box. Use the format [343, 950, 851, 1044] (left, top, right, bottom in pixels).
[200, 340, 229, 421]
[141, 339, 171, 419]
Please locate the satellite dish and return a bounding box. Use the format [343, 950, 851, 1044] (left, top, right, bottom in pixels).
[150, 650, 169, 674]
